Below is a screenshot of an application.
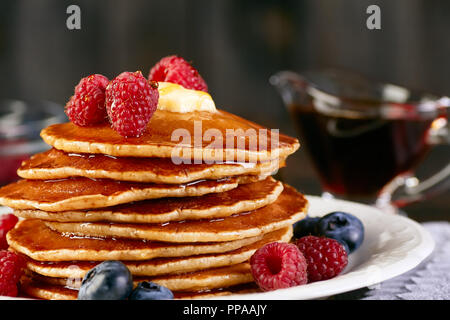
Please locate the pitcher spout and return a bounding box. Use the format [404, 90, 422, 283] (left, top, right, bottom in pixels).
[269, 71, 309, 108]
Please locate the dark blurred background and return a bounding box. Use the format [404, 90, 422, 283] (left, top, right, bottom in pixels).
[0, 0, 448, 221]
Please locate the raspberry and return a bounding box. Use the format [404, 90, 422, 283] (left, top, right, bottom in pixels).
[65, 74, 109, 126]
[0, 250, 26, 297]
[106, 71, 159, 138]
[149, 55, 208, 92]
[250, 242, 307, 291]
[294, 235, 348, 282]
[106, 71, 159, 137]
[0, 214, 18, 249]
[0, 281, 18, 297]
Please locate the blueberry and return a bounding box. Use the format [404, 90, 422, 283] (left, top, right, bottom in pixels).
[293, 216, 320, 239]
[129, 281, 174, 300]
[78, 261, 133, 300]
[316, 211, 364, 254]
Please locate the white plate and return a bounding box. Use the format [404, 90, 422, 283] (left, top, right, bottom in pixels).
[0, 195, 434, 300]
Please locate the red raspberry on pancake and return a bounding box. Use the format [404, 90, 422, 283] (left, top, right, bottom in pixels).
[148, 55, 208, 92]
[65, 74, 109, 126]
[106, 71, 159, 138]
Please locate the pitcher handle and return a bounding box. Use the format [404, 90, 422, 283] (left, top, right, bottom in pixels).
[381, 97, 450, 208]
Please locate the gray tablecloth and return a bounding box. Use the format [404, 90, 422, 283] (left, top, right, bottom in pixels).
[334, 221, 450, 300]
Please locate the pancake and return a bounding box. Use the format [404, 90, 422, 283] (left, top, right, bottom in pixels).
[28, 263, 253, 292]
[18, 148, 284, 183]
[7, 219, 265, 261]
[40, 109, 299, 162]
[20, 277, 78, 300]
[0, 175, 263, 211]
[44, 185, 307, 242]
[13, 177, 283, 223]
[20, 277, 260, 300]
[24, 227, 292, 278]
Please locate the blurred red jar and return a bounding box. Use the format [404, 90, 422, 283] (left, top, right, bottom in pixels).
[0, 100, 65, 186]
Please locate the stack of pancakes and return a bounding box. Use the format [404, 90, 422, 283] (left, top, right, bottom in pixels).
[0, 109, 307, 299]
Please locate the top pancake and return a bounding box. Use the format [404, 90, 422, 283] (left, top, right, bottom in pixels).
[40, 109, 299, 162]
[17, 148, 283, 183]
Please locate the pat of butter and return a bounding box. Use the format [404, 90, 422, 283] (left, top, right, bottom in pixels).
[157, 82, 216, 113]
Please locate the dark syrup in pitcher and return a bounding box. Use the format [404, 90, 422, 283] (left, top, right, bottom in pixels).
[290, 104, 433, 198]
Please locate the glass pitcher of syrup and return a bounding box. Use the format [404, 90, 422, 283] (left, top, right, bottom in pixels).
[271, 69, 450, 213]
